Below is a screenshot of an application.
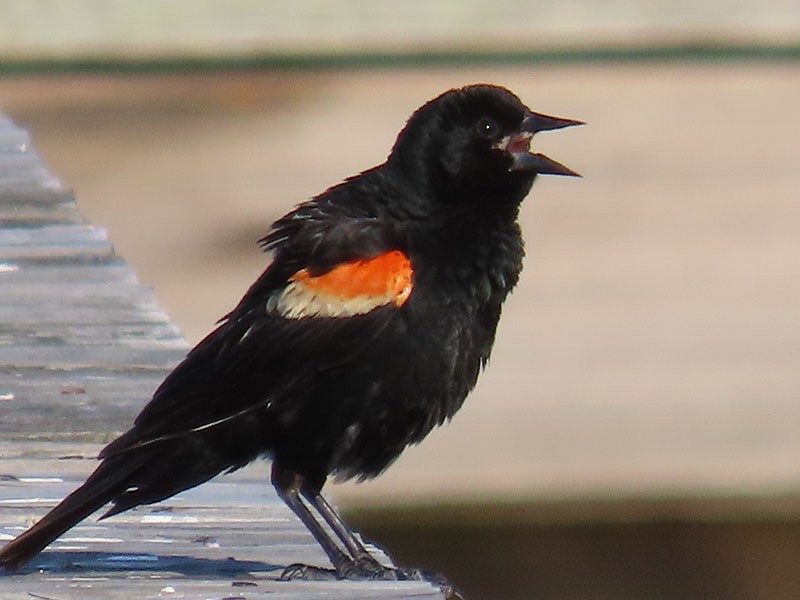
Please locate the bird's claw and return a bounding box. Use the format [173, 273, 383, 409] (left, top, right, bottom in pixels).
[279, 558, 425, 582]
[280, 563, 338, 581]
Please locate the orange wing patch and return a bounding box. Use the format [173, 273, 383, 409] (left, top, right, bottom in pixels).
[269, 250, 413, 319]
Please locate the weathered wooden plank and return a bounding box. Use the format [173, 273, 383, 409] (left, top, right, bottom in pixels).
[0, 224, 114, 260]
[0, 190, 84, 226]
[0, 173, 63, 193]
[0, 372, 168, 439]
[0, 262, 134, 284]
[0, 345, 187, 371]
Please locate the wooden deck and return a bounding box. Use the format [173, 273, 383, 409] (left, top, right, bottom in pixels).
[0, 115, 445, 599]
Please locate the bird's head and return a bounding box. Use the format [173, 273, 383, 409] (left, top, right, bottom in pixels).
[390, 84, 582, 205]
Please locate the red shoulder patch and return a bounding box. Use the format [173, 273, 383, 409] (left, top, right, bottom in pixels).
[269, 250, 414, 319]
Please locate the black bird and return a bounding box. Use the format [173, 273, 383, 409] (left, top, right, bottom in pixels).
[0, 84, 581, 579]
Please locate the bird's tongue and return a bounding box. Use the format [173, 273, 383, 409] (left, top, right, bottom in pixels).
[507, 132, 532, 154]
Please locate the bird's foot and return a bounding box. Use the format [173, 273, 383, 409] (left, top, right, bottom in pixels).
[280, 563, 338, 581]
[280, 554, 425, 582]
[279, 559, 463, 598]
[346, 552, 417, 580]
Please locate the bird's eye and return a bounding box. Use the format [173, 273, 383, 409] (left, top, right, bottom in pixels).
[476, 118, 499, 139]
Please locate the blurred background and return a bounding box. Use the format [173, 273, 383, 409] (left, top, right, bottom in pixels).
[1, 2, 799, 599]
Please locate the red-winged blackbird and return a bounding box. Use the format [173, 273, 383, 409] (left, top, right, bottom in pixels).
[0, 84, 581, 579]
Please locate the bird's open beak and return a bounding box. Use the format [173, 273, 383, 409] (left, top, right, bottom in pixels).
[503, 110, 584, 177]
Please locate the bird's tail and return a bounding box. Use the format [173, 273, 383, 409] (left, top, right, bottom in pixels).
[0, 456, 144, 572]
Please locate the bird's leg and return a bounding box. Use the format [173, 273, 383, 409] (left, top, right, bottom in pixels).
[303, 485, 461, 589]
[272, 463, 420, 581]
[271, 463, 353, 580]
[301, 486, 398, 576]
[301, 483, 429, 581]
